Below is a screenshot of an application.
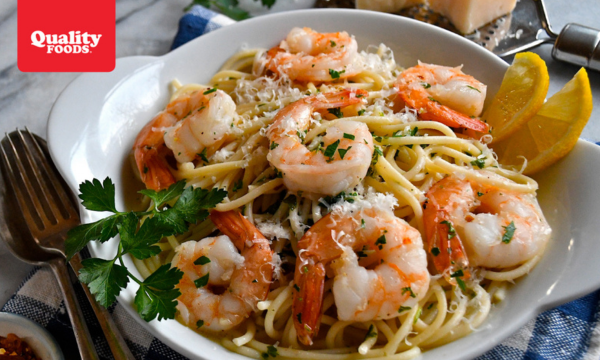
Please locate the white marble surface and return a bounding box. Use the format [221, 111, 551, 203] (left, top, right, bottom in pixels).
[0, 0, 599, 316]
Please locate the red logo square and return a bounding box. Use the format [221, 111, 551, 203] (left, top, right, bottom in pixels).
[18, 0, 115, 72]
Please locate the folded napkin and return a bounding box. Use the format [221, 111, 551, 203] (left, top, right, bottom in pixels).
[3, 5, 600, 360]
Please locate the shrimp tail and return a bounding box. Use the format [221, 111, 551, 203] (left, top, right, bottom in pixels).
[210, 210, 265, 250]
[292, 261, 326, 346]
[427, 211, 471, 283]
[421, 101, 490, 133]
[134, 147, 176, 191]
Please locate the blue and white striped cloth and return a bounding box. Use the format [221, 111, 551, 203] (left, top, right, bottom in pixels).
[2, 6, 600, 360]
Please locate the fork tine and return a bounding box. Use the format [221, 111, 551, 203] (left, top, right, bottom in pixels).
[13, 129, 60, 226]
[0, 135, 44, 234]
[22, 128, 79, 221]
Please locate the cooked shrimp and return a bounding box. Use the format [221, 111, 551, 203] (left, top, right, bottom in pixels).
[292, 208, 430, 345]
[423, 172, 551, 284]
[267, 89, 373, 196]
[395, 62, 489, 133]
[172, 210, 273, 331]
[133, 89, 236, 190]
[256, 27, 362, 82]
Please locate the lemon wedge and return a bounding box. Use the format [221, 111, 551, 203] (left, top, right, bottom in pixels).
[482, 52, 550, 142]
[491, 67, 593, 175]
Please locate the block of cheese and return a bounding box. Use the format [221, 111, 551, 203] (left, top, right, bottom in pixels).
[356, 0, 426, 13]
[428, 0, 517, 34]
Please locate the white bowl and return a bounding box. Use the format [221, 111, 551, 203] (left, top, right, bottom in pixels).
[0, 312, 64, 360]
[47, 8, 600, 360]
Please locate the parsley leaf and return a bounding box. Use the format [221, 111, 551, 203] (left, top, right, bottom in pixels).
[398, 305, 411, 313]
[119, 213, 163, 260]
[401, 286, 416, 298]
[440, 220, 456, 239]
[343, 133, 355, 140]
[327, 107, 343, 118]
[78, 177, 118, 212]
[323, 140, 340, 160]
[328, 68, 346, 79]
[65, 214, 124, 259]
[194, 256, 211, 265]
[79, 258, 129, 308]
[232, 179, 243, 192]
[502, 221, 516, 243]
[470, 157, 486, 169]
[338, 146, 352, 159]
[139, 181, 186, 210]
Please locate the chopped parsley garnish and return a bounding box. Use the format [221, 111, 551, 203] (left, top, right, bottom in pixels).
[451, 269, 467, 291]
[233, 179, 243, 192]
[338, 146, 352, 159]
[293, 284, 300, 292]
[477, 191, 484, 197]
[283, 195, 297, 211]
[329, 68, 346, 79]
[194, 256, 211, 266]
[358, 109, 366, 116]
[398, 306, 411, 313]
[440, 220, 456, 239]
[470, 157, 486, 169]
[320, 191, 357, 207]
[199, 148, 209, 163]
[66, 178, 226, 321]
[203, 88, 217, 95]
[502, 221, 516, 244]
[343, 133, 356, 140]
[361, 218, 366, 229]
[422, 83, 431, 89]
[364, 324, 377, 339]
[330, 40, 336, 47]
[270, 141, 279, 150]
[413, 307, 422, 324]
[466, 85, 481, 93]
[375, 234, 387, 249]
[194, 273, 210, 288]
[431, 247, 440, 256]
[401, 286, 416, 298]
[274, 167, 283, 178]
[252, 279, 258, 283]
[323, 140, 340, 160]
[327, 107, 343, 118]
[357, 246, 369, 258]
[196, 320, 204, 328]
[410, 127, 419, 136]
[428, 97, 440, 103]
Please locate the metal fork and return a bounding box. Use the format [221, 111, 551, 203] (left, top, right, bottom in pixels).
[0, 129, 135, 360]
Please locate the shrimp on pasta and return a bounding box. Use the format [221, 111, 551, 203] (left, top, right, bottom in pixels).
[256, 27, 362, 82]
[293, 207, 429, 345]
[423, 171, 551, 284]
[395, 62, 489, 133]
[172, 210, 273, 331]
[267, 89, 373, 196]
[133, 88, 237, 190]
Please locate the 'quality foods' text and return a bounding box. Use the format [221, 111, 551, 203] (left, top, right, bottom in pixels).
[30, 30, 102, 54]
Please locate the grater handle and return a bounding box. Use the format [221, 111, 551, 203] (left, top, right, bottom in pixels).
[552, 23, 600, 71]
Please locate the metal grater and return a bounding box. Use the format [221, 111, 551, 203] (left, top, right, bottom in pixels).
[399, 0, 600, 71]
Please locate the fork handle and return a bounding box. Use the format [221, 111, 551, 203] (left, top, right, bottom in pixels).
[48, 257, 100, 360]
[69, 253, 136, 360]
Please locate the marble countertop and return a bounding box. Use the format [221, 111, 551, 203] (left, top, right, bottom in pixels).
[0, 0, 599, 310]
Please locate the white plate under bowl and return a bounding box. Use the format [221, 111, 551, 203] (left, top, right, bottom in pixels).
[47, 8, 600, 360]
[0, 312, 65, 360]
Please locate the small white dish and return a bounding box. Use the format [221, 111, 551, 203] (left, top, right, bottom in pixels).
[0, 312, 64, 360]
[47, 8, 600, 360]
